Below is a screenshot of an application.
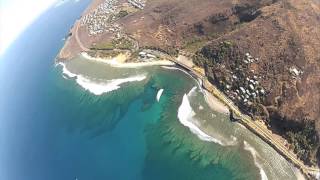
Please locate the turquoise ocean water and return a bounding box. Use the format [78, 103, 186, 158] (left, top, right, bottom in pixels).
[0, 1, 300, 180]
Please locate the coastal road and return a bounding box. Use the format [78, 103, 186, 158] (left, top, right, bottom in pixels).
[203, 80, 320, 177]
[170, 56, 320, 178]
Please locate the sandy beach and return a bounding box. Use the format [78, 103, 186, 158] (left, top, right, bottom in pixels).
[82, 52, 175, 68]
[203, 89, 230, 115]
[169, 53, 319, 178]
[51, 0, 319, 177]
[81, 51, 230, 116]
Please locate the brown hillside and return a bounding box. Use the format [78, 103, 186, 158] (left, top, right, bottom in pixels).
[58, 0, 320, 165]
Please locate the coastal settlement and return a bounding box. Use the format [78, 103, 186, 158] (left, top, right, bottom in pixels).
[57, 0, 320, 178]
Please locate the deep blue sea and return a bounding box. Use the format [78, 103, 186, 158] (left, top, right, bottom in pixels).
[0, 1, 300, 180]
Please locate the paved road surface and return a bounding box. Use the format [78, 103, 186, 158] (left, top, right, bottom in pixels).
[171, 56, 320, 178]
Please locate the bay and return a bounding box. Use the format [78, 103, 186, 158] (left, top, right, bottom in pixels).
[0, 1, 300, 180]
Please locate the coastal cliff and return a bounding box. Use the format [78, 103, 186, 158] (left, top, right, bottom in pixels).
[57, 0, 320, 169]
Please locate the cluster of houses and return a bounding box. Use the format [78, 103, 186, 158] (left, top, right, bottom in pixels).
[244, 52, 259, 64]
[289, 66, 303, 79]
[128, 0, 146, 9]
[80, 0, 147, 36]
[138, 51, 156, 60]
[230, 76, 265, 105]
[81, 0, 121, 36]
[225, 53, 266, 105]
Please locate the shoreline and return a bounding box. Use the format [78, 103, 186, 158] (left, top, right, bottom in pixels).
[58, 49, 312, 179]
[55, 53, 297, 180]
[170, 62, 314, 179]
[68, 52, 231, 116]
[81, 52, 175, 68]
[68, 51, 307, 179]
[59, 43, 318, 177]
[203, 89, 230, 115]
[169, 54, 320, 179]
[81, 52, 231, 115]
[53, 0, 318, 174]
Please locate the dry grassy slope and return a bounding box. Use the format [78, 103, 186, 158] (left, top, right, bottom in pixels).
[203, 0, 320, 122]
[121, 0, 320, 164]
[193, 0, 320, 164]
[122, 0, 320, 127]
[59, 0, 276, 59]
[214, 1, 319, 125]
[58, 0, 320, 163]
[120, 0, 275, 49]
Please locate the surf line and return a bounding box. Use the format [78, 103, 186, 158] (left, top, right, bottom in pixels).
[156, 89, 164, 102]
[244, 141, 269, 180]
[177, 92, 224, 146]
[57, 62, 147, 95]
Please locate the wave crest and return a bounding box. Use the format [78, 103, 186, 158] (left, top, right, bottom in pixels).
[244, 141, 268, 180]
[178, 94, 224, 145]
[57, 62, 147, 95]
[156, 89, 164, 102]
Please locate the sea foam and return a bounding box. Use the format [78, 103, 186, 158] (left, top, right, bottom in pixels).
[161, 66, 180, 70]
[244, 141, 269, 180]
[57, 62, 146, 95]
[156, 89, 164, 102]
[178, 94, 224, 145]
[57, 62, 77, 78]
[187, 86, 198, 97]
[74, 75, 146, 95]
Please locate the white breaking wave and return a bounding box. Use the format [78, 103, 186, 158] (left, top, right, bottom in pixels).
[62, 75, 68, 80]
[187, 86, 198, 97]
[230, 135, 238, 144]
[243, 141, 269, 180]
[161, 66, 180, 70]
[178, 94, 224, 145]
[57, 62, 77, 78]
[74, 75, 146, 95]
[57, 62, 147, 95]
[156, 89, 164, 102]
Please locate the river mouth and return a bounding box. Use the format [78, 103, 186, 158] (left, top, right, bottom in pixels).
[55, 55, 300, 180]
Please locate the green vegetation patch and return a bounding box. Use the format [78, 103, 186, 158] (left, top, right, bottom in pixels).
[193, 40, 234, 66]
[182, 33, 218, 53]
[91, 37, 134, 50]
[116, 10, 129, 18]
[182, 37, 209, 53]
[91, 42, 115, 50]
[286, 121, 318, 165]
[142, 46, 179, 57]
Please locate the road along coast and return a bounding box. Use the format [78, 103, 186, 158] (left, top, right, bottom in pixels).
[60, 44, 319, 178]
[55, 0, 320, 178]
[169, 55, 320, 179]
